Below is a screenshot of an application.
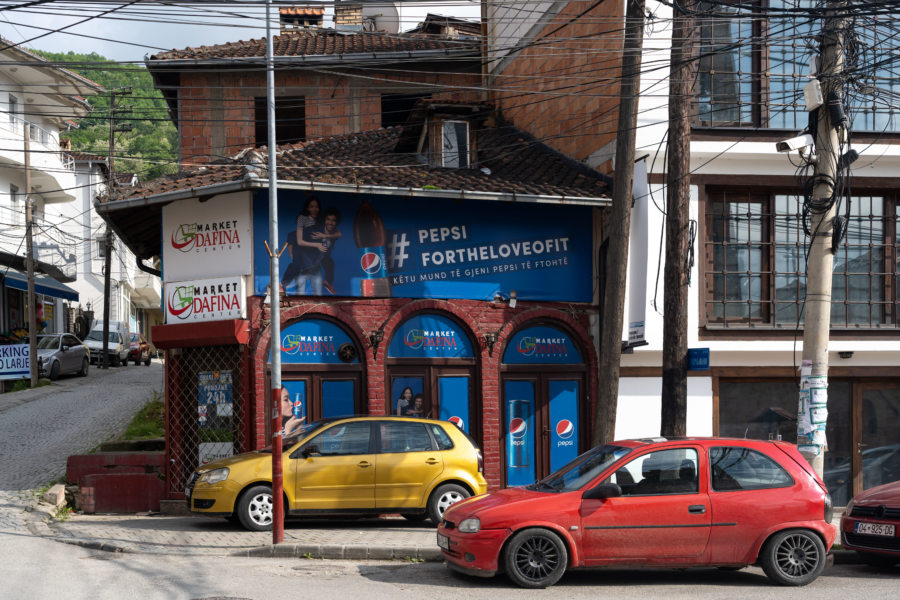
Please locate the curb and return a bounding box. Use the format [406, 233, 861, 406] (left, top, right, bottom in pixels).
[238, 543, 442, 561]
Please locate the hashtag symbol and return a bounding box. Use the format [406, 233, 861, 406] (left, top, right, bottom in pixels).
[389, 233, 409, 268]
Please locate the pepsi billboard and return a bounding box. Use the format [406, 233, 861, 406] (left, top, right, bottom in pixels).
[252, 190, 592, 302]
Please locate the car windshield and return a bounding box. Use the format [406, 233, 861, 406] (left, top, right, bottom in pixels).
[36, 336, 60, 349]
[528, 444, 632, 493]
[130, 334, 140, 343]
[85, 331, 119, 343]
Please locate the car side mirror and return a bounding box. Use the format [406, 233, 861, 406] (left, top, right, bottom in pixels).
[302, 445, 320, 458]
[582, 482, 622, 501]
[62, 345, 69, 352]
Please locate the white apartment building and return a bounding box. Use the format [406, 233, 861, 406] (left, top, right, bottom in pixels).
[0, 39, 102, 336]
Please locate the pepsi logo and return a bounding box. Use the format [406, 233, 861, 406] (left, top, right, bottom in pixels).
[448, 416, 464, 429]
[509, 417, 527, 438]
[556, 419, 575, 440]
[360, 252, 383, 275]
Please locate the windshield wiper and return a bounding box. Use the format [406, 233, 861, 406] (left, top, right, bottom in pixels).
[532, 480, 561, 492]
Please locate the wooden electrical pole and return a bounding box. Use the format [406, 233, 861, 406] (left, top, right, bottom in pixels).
[661, 0, 696, 437]
[24, 123, 37, 386]
[593, 0, 646, 446]
[798, 4, 845, 476]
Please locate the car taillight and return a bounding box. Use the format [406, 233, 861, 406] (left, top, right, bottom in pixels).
[824, 492, 833, 524]
[476, 449, 484, 474]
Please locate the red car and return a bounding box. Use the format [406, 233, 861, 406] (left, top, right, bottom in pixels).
[128, 333, 152, 366]
[840, 479, 900, 568]
[438, 437, 836, 588]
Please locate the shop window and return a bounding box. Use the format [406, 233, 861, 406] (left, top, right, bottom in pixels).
[706, 190, 898, 328]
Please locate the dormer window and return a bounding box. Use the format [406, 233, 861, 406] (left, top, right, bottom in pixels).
[441, 120, 469, 168]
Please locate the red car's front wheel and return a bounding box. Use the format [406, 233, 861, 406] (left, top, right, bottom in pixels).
[503, 528, 568, 589]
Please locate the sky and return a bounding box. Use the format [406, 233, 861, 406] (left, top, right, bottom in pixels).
[0, 1, 481, 63]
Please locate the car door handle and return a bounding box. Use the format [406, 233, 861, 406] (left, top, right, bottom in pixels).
[358, 461, 372, 468]
[425, 458, 440, 465]
[688, 505, 706, 514]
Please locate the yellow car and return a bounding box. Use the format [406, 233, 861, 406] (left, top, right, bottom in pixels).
[186, 416, 488, 531]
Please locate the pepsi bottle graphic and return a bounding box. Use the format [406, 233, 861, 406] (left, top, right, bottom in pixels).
[353, 199, 391, 297]
[508, 399, 529, 468]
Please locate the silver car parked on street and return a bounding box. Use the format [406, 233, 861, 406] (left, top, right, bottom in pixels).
[37, 333, 90, 380]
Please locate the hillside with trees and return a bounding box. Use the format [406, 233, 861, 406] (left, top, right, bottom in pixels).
[35, 50, 178, 181]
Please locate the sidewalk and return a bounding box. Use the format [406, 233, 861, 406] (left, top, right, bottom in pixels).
[25, 501, 859, 564]
[28, 507, 442, 560]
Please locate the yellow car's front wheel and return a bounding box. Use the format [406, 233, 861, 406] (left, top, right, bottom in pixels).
[237, 485, 274, 531]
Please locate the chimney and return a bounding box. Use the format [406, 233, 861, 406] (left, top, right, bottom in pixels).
[334, 1, 363, 31]
[279, 5, 325, 32]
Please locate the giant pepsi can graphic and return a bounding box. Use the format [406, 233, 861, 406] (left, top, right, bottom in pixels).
[353, 199, 392, 297]
[508, 399, 530, 468]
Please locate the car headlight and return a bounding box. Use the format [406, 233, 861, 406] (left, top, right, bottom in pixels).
[198, 468, 229, 485]
[458, 517, 481, 533]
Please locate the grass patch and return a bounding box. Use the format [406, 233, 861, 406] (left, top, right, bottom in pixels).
[122, 392, 165, 440]
[8, 378, 52, 393]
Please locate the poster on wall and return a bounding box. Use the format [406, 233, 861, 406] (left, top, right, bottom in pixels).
[162, 192, 252, 282]
[252, 190, 593, 302]
[165, 276, 246, 324]
[197, 370, 234, 463]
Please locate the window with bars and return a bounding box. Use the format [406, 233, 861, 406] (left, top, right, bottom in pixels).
[697, 0, 900, 132]
[705, 189, 897, 328]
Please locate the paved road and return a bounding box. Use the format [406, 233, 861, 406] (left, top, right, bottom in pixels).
[0, 361, 163, 533]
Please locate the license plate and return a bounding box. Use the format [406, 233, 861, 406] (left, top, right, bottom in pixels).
[855, 522, 896, 537]
[437, 533, 450, 550]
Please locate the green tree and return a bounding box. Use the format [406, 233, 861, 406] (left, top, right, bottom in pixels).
[34, 50, 178, 181]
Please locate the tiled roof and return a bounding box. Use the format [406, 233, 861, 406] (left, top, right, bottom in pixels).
[116, 125, 610, 202]
[149, 29, 479, 61]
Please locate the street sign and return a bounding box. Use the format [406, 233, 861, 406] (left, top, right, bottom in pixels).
[688, 348, 710, 371]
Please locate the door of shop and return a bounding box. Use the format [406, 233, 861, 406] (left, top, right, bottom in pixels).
[502, 324, 585, 486]
[386, 312, 477, 437]
[270, 318, 364, 437]
[856, 384, 900, 495]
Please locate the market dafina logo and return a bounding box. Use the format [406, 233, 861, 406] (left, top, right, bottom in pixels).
[281, 334, 336, 356]
[170, 219, 240, 253]
[167, 283, 241, 320]
[517, 336, 569, 357]
[403, 329, 457, 350]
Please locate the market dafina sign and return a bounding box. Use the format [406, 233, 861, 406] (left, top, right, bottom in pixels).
[165, 276, 246, 324]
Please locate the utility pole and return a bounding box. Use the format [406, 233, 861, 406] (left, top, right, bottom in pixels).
[265, 0, 285, 545]
[661, 0, 696, 437]
[24, 122, 37, 387]
[593, 0, 646, 446]
[798, 4, 845, 476]
[102, 87, 132, 369]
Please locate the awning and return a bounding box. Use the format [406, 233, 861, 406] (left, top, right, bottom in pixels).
[2, 268, 79, 302]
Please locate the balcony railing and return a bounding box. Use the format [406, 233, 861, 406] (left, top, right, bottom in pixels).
[3, 115, 74, 172]
[33, 224, 78, 281]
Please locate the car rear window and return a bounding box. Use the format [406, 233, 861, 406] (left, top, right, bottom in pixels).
[710, 446, 794, 491]
[429, 424, 455, 450]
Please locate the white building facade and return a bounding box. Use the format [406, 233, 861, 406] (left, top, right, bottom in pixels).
[0, 40, 102, 337]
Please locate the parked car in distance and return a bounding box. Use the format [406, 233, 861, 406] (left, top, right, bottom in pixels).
[36, 333, 89, 380]
[840, 479, 900, 568]
[83, 329, 130, 366]
[128, 333, 152, 365]
[438, 437, 836, 589]
[185, 416, 487, 532]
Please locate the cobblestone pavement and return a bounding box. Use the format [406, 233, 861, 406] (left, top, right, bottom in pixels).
[0, 362, 164, 537]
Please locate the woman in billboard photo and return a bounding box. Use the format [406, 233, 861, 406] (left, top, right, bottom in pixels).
[282, 196, 342, 295]
[396, 386, 413, 416]
[280, 386, 305, 436]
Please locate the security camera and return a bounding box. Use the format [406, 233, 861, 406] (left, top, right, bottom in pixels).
[776, 134, 815, 153]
